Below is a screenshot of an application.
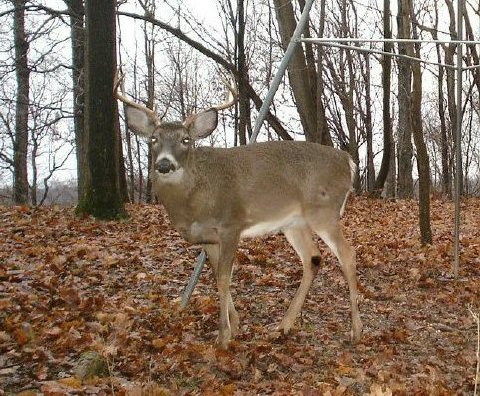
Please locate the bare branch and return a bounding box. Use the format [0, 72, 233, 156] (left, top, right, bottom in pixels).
[117, 10, 292, 140]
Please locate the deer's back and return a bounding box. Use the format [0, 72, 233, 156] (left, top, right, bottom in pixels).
[194, 141, 353, 218]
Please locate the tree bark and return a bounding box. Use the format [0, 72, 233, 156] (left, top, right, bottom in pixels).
[143, 2, 155, 202]
[76, 0, 126, 219]
[410, 4, 432, 244]
[432, 2, 451, 197]
[237, 0, 250, 146]
[396, 0, 414, 198]
[64, 0, 87, 202]
[315, 0, 332, 146]
[272, 0, 318, 142]
[12, 0, 30, 205]
[444, 0, 463, 194]
[386, 140, 397, 198]
[363, 53, 375, 192]
[373, 0, 393, 197]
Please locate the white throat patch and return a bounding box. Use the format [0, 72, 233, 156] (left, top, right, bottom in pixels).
[156, 167, 184, 184]
[154, 153, 184, 184]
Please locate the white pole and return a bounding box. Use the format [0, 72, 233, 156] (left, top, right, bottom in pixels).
[300, 37, 480, 45]
[306, 40, 460, 69]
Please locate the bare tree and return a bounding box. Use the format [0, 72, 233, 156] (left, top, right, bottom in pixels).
[373, 0, 394, 197]
[432, 1, 451, 197]
[410, 2, 432, 244]
[76, 0, 125, 218]
[63, 0, 87, 201]
[272, 0, 319, 142]
[12, 0, 30, 204]
[444, 0, 463, 194]
[235, 0, 250, 145]
[315, 0, 332, 146]
[396, 0, 414, 198]
[361, 52, 375, 192]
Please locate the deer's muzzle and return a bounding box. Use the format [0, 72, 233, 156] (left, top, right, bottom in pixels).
[156, 158, 176, 174]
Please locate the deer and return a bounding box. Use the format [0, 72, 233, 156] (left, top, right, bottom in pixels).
[116, 81, 362, 350]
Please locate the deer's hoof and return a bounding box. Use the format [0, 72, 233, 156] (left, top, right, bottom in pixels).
[275, 322, 292, 335]
[350, 320, 363, 343]
[215, 333, 231, 350]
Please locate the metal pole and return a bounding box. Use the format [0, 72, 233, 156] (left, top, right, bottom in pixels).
[181, 250, 207, 309]
[250, 0, 316, 142]
[307, 40, 459, 70]
[300, 37, 480, 45]
[454, 0, 464, 277]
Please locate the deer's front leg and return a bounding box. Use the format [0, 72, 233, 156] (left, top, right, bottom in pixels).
[215, 233, 239, 349]
[204, 243, 239, 337]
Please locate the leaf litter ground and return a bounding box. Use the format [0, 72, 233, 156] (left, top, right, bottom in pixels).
[0, 197, 479, 395]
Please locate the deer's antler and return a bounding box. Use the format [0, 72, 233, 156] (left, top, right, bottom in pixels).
[212, 73, 238, 111]
[115, 71, 160, 126]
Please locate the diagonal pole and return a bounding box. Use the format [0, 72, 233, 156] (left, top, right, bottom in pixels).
[250, 0, 316, 143]
[181, 250, 207, 309]
[181, 0, 316, 308]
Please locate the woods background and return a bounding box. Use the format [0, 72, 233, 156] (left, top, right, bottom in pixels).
[1, 1, 480, 393]
[0, 0, 479, 208]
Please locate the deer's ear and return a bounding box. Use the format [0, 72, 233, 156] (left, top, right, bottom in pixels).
[184, 109, 218, 139]
[125, 106, 156, 138]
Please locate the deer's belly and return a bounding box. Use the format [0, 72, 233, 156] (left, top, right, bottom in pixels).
[240, 212, 306, 238]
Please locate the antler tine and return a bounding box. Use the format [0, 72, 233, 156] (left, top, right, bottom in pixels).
[115, 71, 159, 125]
[212, 72, 238, 111]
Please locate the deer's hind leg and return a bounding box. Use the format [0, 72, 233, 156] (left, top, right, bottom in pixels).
[277, 225, 321, 334]
[309, 216, 362, 343]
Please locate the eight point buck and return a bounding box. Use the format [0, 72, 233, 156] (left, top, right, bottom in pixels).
[117, 84, 362, 349]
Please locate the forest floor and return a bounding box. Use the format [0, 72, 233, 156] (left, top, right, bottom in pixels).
[0, 197, 479, 395]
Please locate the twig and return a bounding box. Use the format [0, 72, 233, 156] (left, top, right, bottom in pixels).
[106, 356, 115, 396]
[468, 305, 480, 396]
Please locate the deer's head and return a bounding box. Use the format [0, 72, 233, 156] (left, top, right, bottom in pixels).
[126, 107, 218, 180]
[117, 76, 236, 182]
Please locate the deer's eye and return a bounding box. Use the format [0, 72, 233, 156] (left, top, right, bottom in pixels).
[181, 137, 192, 145]
[151, 137, 158, 144]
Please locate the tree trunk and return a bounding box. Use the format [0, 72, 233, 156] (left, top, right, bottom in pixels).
[315, 0, 332, 146]
[396, 0, 414, 198]
[115, 102, 129, 203]
[437, 59, 451, 197]
[237, 0, 250, 146]
[272, 0, 318, 142]
[463, 10, 480, 94]
[410, 4, 432, 245]
[432, 2, 451, 197]
[373, 0, 393, 197]
[444, 0, 463, 194]
[386, 141, 396, 198]
[364, 53, 375, 192]
[143, 4, 155, 202]
[65, 0, 87, 203]
[12, 0, 30, 205]
[30, 131, 38, 206]
[340, 0, 360, 191]
[76, 0, 126, 219]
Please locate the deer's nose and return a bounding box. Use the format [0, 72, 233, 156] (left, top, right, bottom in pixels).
[156, 158, 176, 174]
